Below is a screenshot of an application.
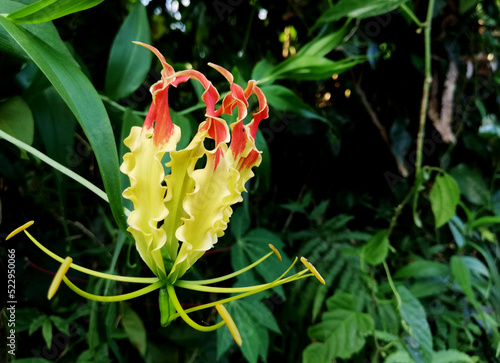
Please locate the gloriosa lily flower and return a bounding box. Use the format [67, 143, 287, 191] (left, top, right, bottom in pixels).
[7, 43, 324, 346]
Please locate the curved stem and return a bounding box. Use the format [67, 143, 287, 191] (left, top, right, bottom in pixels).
[166, 284, 226, 332]
[24, 230, 159, 284]
[383, 261, 402, 310]
[62, 278, 163, 302]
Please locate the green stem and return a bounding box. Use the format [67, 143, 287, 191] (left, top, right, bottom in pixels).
[412, 0, 436, 227]
[400, 3, 424, 27]
[63, 277, 163, 302]
[383, 261, 402, 310]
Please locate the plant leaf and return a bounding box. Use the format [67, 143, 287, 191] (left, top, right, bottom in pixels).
[121, 303, 147, 357]
[397, 286, 433, 363]
[261, 84, 327, 122]
[105, 1, 152, 100]
[361, 229, 389, 266]
[0, 96, 34, 145]
[7, 0, 104, 24]
[0, 14, 128, 233]
[429, 172, 460, 228]
[313, 0, 410, 29]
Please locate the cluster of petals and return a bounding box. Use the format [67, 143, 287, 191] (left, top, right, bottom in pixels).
[120, 43, 269, 282]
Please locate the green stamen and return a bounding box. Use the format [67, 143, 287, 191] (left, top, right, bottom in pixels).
[62, 277, 164, 302]
[23, 230, 158, 284]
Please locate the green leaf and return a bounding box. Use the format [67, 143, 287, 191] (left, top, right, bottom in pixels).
[302, 342, 329, 363]
[450, 256, 480, 310]
[297, 21, 349, 58]
[217, 300, 270, 363]
[306, 292, 374, 361]
[234, 228, 291, 299]
[394, 260, 449, 279]
[432, 349, 475, 362]
[30, 86, 76, 165]
[7, 0, 104, 24]
[121, 303, 147, 357]
[0, 96, 34, 145]
[313, 0, 410, 28]
[361, 229, 389, 266]
[397, 286, 433, 363]
[49, 315, 70, 336]
[262, 55, 366, 82]
[0, 1, 74, 60]
[41, 318, 52, 348]
[105, 1, 152, 100]
[261, 84, 327, 122]
[29, 315, 48, 336]
[384, 351, 414, 363]
[0, 14, 128, 233]
[449, 164, 490, 206]
[9, 359, 53, 363]
[429, 173, 460, 228]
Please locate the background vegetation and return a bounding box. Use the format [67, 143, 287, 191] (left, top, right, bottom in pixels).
[1, 0, 499, 362]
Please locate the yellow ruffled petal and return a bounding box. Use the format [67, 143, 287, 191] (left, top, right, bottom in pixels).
[120, 125, 180, 279]
[169, 143, 233, 281]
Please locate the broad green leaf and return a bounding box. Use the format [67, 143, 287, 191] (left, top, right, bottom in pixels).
[313, 0, 410, 28]
[450, 163, 490, 206]
[307, 292, 374, 361]
[394, 260, 449, 279]
[105, 1, 152, 100]
[7, 0, 104, 24]
[429, 173, 460, 228]
[121, 303, 147, 357]
[397, 286, 433, 363]
[361, 229, 389, 266]
[261, 84, 327, 122]
[0, 14, 128, 233]
[0, 96, 34, 145]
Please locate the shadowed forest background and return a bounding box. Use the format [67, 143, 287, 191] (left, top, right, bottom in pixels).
[1, 0, 499, 362]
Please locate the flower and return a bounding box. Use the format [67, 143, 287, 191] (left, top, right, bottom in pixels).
[7, 43, 324, 346]
[120, 42, 269, 283]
